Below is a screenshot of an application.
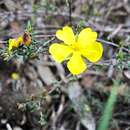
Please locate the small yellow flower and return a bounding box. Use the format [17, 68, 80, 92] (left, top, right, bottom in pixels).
[11, 72, 20, 80]
[8, 32, 31, 51]
[23, 31, 31, 46]
[8, 36, 23, 51]
[49, 26, 103, 75]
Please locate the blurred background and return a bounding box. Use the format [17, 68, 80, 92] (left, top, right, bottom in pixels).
[0, 0, 130, 130]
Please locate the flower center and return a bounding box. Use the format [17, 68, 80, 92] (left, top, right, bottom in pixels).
[71, 42, 80, 51]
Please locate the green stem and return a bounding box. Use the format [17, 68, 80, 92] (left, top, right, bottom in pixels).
[97, 85, 118, 130]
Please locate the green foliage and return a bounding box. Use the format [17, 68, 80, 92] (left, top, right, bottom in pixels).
[38, 112, 47, 126]
[33, 0, 57, 13]
[18, 94, 48, 126]
[116, 49, 130, 70]
[76, 20, 86, 34]
[97, 81, 118, 130]
[26, 20, 33, 33]
[0, 21, 55, 62]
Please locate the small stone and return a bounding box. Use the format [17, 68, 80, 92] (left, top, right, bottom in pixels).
[1, 119, 7, 124]
[13, 126, 23, 130]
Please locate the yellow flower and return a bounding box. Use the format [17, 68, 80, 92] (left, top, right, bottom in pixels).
[8, 36, 23, 51]
[49, 26, 103, 75]
[23, 32, 31, 46]
[8, 32, 31, 51]
[11, 72, 20, 80]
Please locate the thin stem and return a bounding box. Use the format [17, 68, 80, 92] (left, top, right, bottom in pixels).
[68, 0, 72, 25]
[97, 38, 130, 53]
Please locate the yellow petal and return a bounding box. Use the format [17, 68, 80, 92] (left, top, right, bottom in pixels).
[81, 41, 103, 62]
[8, 36, 23, 51]
[8, 39, 15, 51]
[17, 36, 23, 44]
[56, 26, 75, 45]
[78, 28, 97, 47]
[67, 52, 87, 75]
[49, 43, 73, 63]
